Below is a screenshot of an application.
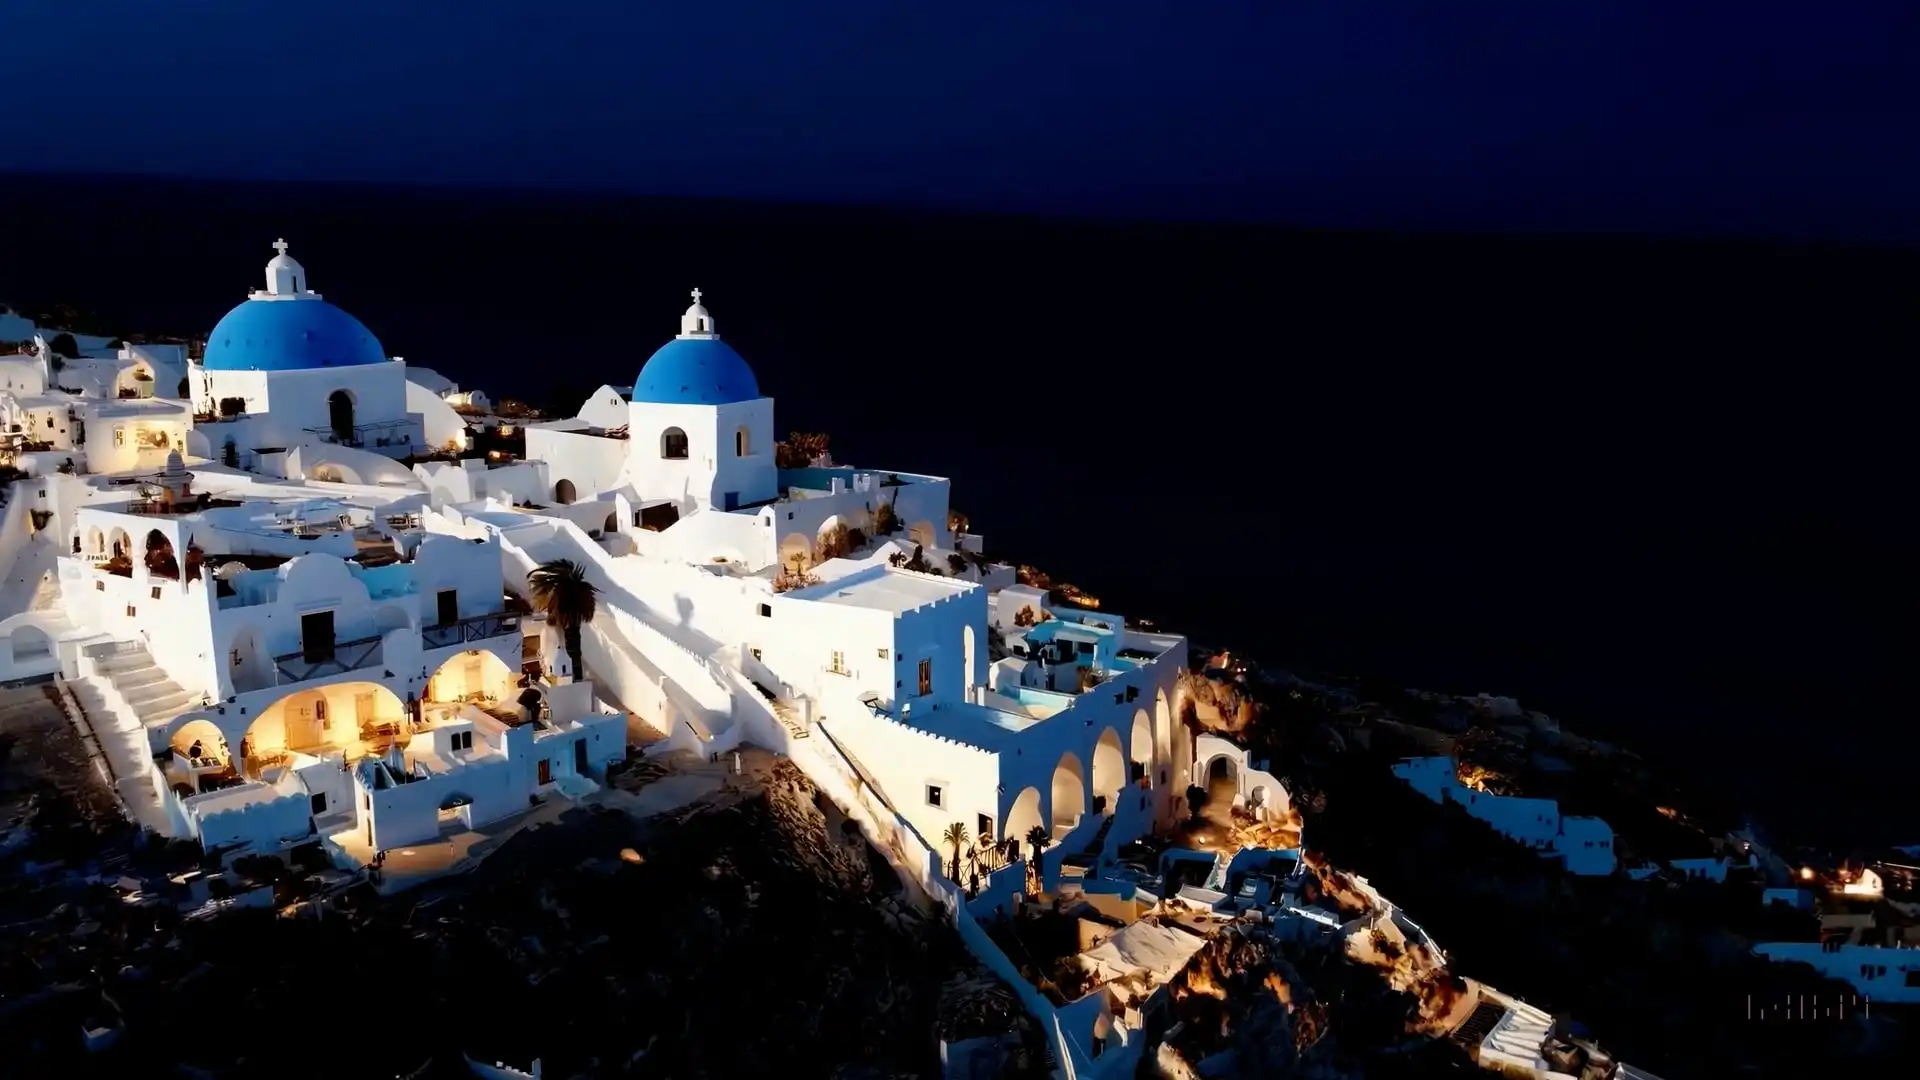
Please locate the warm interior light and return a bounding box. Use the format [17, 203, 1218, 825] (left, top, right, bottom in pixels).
[1800, 867, 1814, 880]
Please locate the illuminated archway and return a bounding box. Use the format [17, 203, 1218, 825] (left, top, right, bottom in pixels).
[426, 647, 517, 708]
[1091, 727, 1126, 807]
[1003, 785, 1044, 846]
[815, 515, 850, 561]
[908, 519, 936, 551]
[241, 682, 407, 776]
[107, 526, 131, 560]
[169, 717, 227, 762]
[778, 532, 812, 573]
[1049, 750, 1086, 835]
[1154, 687, 1174, 782]
[1130, 708, 1153, 779]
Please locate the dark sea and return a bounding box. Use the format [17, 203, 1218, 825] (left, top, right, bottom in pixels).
[1, 173, 1910, 849]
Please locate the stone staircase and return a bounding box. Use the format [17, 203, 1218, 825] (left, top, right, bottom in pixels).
[90, 646, 196, 737]
[1079, 813, 1116, 857]
[61, 678, 172, 835]
[770, 698, 810, 740]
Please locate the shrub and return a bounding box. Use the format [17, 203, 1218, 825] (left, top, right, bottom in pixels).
[872, 498, 899, 536]
[816, 522, 852, 561]
[947, 553, 968, 575]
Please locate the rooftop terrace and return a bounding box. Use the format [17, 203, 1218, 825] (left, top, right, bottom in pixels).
[789, 565, 972, 615]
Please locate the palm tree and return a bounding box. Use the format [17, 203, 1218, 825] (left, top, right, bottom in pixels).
[943, 821, 970, 882]
[528, 558, 598, 683]
[1024, 824, 1053, 896]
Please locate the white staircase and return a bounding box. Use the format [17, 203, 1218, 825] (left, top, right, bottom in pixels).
[91, 648, 197, 735]
[770, 698, 810, 741]
[62, 677, 173, 835]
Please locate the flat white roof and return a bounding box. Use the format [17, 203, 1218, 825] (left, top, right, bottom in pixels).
[184, 782, 288, 816]
[908, 700, 1037, 751]
[793, 565, 972, 615]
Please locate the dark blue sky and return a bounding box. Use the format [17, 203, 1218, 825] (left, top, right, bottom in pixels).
[9, 1, 1917, 241]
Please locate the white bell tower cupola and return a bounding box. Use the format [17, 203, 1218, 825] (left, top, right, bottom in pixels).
[679, 288, 717, 338]
[255, 238, 322, 301]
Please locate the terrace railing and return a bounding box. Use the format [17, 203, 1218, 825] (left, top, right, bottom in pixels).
[272, 634, 384, 683]
[421, 611, 521, 649]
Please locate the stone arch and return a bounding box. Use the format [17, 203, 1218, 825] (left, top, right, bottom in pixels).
[169, 717, 227, 761]
[426, 647, 517, 704]
[734, 425, 751, 457]
[1049, 750, 1086, 835]
[1130, 708, 1153, 778]
[814, 515, 851, 561]
[1091, 727, 1126, 808]
[603, 511, 618, 535]
[241, 682, 407, 772]
[778, 532, 812, 573]
[1004, 785, 1044, 846]
[554, 478, 577, 505]
[908, 519, 936, 551]
[327, 388, 356, 443]
[1203, 753, 1239, 784]
[660, 426, 689, 460]
[0, 612, 61, 668]
[1154, 686, 1174, 776]
[144, 528, 178, 578]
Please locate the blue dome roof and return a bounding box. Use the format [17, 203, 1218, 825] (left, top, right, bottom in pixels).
[633, 337, 761, 405]
[202, 298, 389, 372]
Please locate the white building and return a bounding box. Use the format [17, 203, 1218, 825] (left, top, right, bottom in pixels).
[186, 240, 424, 470]
[1391, 756, 1617, 876]
[1751, 941, 1920, 1003]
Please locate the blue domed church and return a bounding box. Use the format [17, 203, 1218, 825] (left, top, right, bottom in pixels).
[191, 241, 422, 464]
[626, 291, 776, 511]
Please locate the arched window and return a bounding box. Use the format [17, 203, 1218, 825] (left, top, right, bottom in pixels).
[735, 426, 751, 457]
[660, 427, 689, 460]
[554, 479, 577, 505]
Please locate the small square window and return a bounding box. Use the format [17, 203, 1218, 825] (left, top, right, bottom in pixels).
[95, 581, 105, 591]
[150, 586, 162, 600]
[311, 793, 327, 814]
[877, 647, 889, 659]
[758, 603, 772, 618]
[751, 647, 762, 661]
[125, 605, 136, 617]
[926, 785, 943, 808]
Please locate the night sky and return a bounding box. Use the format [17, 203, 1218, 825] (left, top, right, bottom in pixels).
[8, 1, 1918, 242]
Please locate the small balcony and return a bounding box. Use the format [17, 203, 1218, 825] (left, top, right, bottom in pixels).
[421, 611, 522, 649]
[272, 633, 384, 683]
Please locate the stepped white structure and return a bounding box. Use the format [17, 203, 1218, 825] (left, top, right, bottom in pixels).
[1, 243, 1205, 1080]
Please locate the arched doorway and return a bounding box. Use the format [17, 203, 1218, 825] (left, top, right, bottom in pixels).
[1049, 751, 1086, 835]
[660, 427, 689, 460]
[1091, 727, 1126, 808]
[328, 390, 355, 444]
[426, 648, 516, 711]
[554, 478, 577, 505]
[144, 529, 178, 579]
[1003, 786, 1044, 847]
[962, 624, 976, 689]
[778, 532, 812, 573]
[5, 623, 52, 666]
[1130, 708, 1153, 780]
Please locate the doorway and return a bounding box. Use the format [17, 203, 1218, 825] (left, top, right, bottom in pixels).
[437, 589, 459, 627]
[300, 610, 335, 663]
[538, 758, 553, 786]
[574, 739, 588, 775]
[327, 390, 354, 444]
